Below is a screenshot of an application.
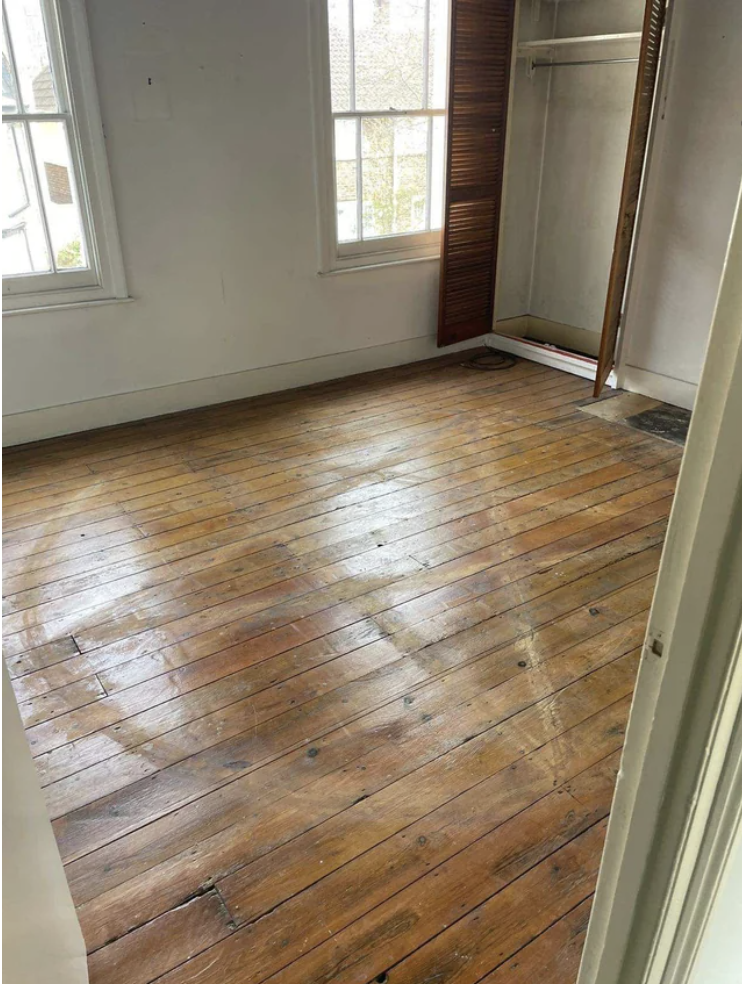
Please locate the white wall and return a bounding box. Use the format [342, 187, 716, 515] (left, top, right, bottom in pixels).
[3, 665, 89, 984]
[495, 66, 549, 321]
[495, 2, 552, 322]
[618, 0, 742, 408]
[2, 0, 469, 445]
[531, 0, 643, 333]
[497, 0, 642, 334]
[530, 43, 638, 332]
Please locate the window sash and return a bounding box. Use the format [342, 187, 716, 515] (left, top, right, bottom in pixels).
[2, 0, 127, 311]
[332, 109, 445, 250]
[338, 228, 441, 259]
[2, 115, 99, 290]
[332, 110, 445, 119]
[3, 1, 97, 287]
[316, 0, 449, 271]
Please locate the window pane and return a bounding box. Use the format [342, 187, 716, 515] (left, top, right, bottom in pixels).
[328, 0, 351, 112]
[29, 120, 88, 269]
[2, 120, 51, 274]
[4, 0, 60, 114]
[334, 117, 358, 242]
[361, 115, 428, 238]
[354, 0, 425, 112]
[2, 14, 20, 112]
[428, 0, 449, 110]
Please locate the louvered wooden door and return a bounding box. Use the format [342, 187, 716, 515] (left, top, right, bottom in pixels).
[594, 0, 667, 394]
[437, 0, 517, 347]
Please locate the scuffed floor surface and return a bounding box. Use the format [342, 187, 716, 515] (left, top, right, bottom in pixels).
[3, 351, 682, 984]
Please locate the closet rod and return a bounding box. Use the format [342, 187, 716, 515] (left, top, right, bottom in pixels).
[532, 57, 639, 68]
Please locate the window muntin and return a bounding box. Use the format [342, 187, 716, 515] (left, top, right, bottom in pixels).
[2, 0, 125, 309]
[326, 0, 449, 263]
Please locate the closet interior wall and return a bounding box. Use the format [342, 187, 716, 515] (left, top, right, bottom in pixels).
[496, 0, 645, 357]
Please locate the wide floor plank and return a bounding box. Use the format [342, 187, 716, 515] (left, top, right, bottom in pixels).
[2, 353, 681, 984]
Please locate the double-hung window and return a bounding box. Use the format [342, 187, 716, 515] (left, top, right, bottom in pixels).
[315, 0, 450, 272]
[2, 0, 126, 311]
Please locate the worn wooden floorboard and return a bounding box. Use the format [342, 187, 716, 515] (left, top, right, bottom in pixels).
[2, 353, 680, 984]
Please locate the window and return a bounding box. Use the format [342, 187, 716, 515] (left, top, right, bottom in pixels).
[2, 0, 126, 311]
[314, 0, 450, 271]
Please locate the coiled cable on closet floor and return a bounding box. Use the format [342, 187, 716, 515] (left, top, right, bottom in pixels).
[460, 349, 517, 371]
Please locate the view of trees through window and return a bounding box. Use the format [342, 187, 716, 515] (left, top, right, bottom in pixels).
[327, 0, 449, 246]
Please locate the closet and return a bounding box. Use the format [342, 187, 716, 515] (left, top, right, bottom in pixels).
[436, 0, 666, 396]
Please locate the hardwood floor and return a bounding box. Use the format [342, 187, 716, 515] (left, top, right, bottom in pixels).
[2, 351, 682, 984]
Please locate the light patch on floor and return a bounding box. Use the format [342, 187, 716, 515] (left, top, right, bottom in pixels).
[580, 392, 660, 424]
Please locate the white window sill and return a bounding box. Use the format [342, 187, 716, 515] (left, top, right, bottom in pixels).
[3, 295, 134, 317]
[319, 254, 440, 277]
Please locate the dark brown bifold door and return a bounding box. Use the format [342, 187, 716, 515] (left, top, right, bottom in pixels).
[437, 0, 517, 346]
[594, 0, 667, 394]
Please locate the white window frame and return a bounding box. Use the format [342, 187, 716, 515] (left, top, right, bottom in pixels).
[2, 0, 127, 312]
[310, 0, 447, 274]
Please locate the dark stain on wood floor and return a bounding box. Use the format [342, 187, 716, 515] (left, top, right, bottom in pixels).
[625, 405, 691, 446]
[2, 350, 681, 984]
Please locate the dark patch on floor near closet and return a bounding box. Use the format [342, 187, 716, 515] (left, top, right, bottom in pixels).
[625, 405, 691, 446]
[577, 390, 691, 448]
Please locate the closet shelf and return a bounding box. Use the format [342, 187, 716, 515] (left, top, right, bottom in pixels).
[517, 32, 641, 54]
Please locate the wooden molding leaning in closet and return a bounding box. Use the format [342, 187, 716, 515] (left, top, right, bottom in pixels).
[594, 0, 668, 396]
[437, 0, 517, 347]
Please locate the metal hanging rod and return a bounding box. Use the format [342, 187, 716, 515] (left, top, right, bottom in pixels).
[532, 56, 639, 68]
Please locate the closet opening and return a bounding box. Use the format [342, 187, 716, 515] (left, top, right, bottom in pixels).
[437, 0, 666, 398]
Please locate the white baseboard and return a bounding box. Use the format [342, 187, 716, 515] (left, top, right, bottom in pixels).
[487, 332, 696, 411]
[485, 332, 617, 387]
[2, 334, 481, 447]
[617, 364, 698, 411]
[495, 315, 602, 358]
